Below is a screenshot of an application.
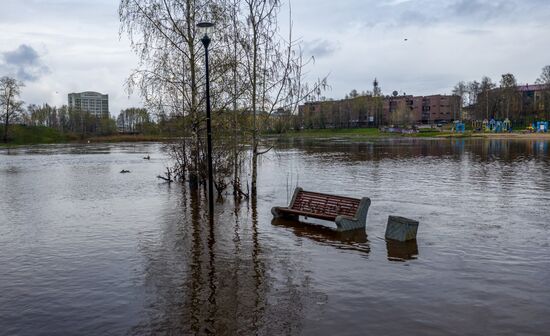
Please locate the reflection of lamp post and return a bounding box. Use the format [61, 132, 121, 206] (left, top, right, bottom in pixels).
[197, 21, 215, 216]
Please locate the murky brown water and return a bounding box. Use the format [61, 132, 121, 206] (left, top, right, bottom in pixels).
[1, 139, 549, 335]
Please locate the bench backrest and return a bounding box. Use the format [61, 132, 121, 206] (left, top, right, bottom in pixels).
[290, 189, 361, 219]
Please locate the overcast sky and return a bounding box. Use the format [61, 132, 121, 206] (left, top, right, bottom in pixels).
[1, 0, 549, 115]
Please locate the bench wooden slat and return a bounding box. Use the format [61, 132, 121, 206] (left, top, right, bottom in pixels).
[293, 198, 359, 209]
[294, 195, 359, 204]
[286, 189, 361, 220]
[294, 197, 359, 207]
[293, 190, 361, 202]
[294, 200, 358, 209]
[294, 193, 358, 203]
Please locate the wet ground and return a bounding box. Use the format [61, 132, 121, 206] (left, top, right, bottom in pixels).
[1, 138, 549, 335]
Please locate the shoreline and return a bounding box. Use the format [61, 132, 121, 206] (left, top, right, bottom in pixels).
[436, 132, 550, 140]
[277, 129, 550, 140]
[0, 133, 173, 147]
[2, 130, 550, 148]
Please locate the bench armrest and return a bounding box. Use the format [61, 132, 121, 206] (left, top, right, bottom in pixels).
[334, 197, 371, 231]
[288, 187, 303, 208]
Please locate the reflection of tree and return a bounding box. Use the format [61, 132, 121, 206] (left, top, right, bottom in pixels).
[275, 138, 549, 164]
[250, 194, 265, 332]
[130, 186, 320, 335]
[189, 188, 204, 333]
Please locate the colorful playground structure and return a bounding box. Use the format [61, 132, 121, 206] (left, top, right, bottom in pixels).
[471, 119, 548, 133]
[479, 118, 512, 133]
[532, 121, 549, 132]
[453, 121, 465, 133]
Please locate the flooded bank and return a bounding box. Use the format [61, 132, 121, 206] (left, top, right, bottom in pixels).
[1, 139, 549, 335]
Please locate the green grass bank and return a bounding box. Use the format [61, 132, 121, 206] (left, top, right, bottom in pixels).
[0, 125, 170, 147]
[0, 125, 72, 146]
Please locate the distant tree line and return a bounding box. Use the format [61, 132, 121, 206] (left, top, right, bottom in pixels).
[453, 65, 550, 124]
[25, 103, 116, 136]
[1, 75, 161, 142]
[116, 107, 155, 134]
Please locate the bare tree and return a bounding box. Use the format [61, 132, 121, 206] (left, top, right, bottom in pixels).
[372, 78, 383, 126]
[0, 76, 24, 143]
[467, 80, 480, 107]
[348, 89, 359, 98]
[391, 100, 411, 127]
[500, 73, 518, 120]
[119, 0, 222, 186]
[535, 65, 550, 86]
[119, 0, 325, 199]
[242, 0, 327, 195]
[117, 107, 150, 133]
[535, 65, 550, 120]
[478, 76, 496, 120]
[452, 81, 467, 121]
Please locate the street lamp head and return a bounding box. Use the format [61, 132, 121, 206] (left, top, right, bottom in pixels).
[197, 21, 214, 38]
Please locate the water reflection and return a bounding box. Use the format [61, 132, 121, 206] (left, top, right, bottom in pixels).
[271, 218, 370, 255]
[130, 189, 317, 335]
[2, 140, 550, 335]
[385, 239, 419, 262]
[276, 137, 549, 163]
[189, 188, 205, 334]
[250, 194, 265, 333]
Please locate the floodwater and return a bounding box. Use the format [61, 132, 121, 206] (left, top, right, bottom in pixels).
[1, 139, 549, 335]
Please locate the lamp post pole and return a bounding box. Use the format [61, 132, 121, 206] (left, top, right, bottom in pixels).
[198, 22, 214, 217]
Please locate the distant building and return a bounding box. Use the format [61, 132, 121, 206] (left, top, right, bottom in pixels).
[516, 84, 547, 120]
[298, 93, 460, 128]
[272, 107, 291, 118]
[299, 96, 384, 129]
[68, 91, 109, 118]
[470, 83, 550, 122]
[384, 94, 461, 124]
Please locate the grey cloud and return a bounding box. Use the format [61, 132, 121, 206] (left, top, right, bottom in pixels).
[398, 9, 437, 26]
[376, 0, 546, 28]
[1, 44, 50, 81]
[303, 39, 340, 59]
[450, 0, 516, 20]
[452, 0, 488, 15]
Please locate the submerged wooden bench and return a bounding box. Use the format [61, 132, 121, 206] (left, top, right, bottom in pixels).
[271, 187, 371, 231]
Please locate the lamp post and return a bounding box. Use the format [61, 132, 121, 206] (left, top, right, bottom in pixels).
[197, 21, 215, 217]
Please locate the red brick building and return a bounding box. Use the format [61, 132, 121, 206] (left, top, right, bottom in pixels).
[299, 94, 460, 128]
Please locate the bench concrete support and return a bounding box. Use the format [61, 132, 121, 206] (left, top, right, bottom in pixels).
[271, 206, 298, 220]
[335, 197, 371, 231]
[385, 216, 419, 242]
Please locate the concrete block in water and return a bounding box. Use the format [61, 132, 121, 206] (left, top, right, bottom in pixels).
[385, 216, 419, 242]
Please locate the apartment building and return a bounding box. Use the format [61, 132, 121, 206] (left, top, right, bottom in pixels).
[299, 93, 460, 128]
[68, 91, 109, 118]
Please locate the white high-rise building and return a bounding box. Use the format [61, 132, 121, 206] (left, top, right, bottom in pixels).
[68, 91, 109, 118]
